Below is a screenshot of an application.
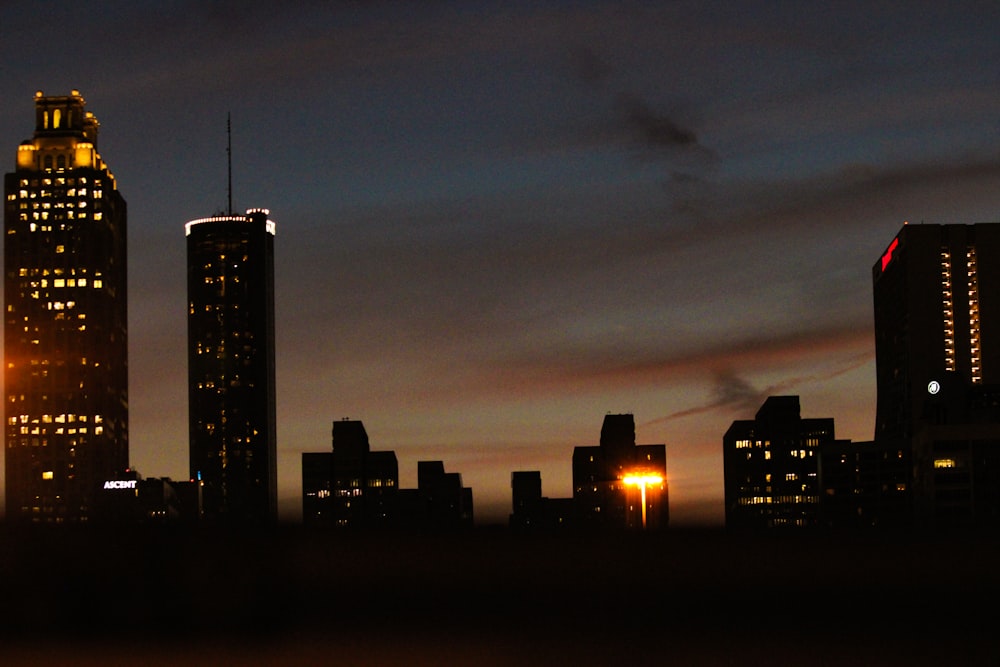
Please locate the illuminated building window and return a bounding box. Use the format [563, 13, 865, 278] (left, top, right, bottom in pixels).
[941, 249, 955, 371]
[934, 459, 956, 469]
[967, 247, 982, 383]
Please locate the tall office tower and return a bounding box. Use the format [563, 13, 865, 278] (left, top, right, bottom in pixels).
[722, 396, 832, 532]
[873, 223, 1000, 528]
[4, 90, 129, 522]
[186, 208, 277, 523]
[572, 413, 667, 530]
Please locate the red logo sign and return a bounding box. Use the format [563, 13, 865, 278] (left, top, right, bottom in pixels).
[881, 237, 899, 272]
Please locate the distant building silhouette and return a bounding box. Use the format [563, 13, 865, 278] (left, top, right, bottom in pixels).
[302, 419, 398, 528]
[873, 222, 1000, 530]
[91, 469, 203, 524]
[723, 396, 832, 532]
[572, 414, 667, 529]
[510, 470, 543, 529]
[412, 460, 473, 530]
[302, 419, 473, 530]
[509, 470, 575, 531]
[186, 208, 277, 523]
[818, 438, 911, 532]
[4, 90, 129, 523]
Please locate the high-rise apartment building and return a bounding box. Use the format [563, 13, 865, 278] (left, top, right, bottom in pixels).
[873, 222, 1000, 529]
[4, 90, 129, 522]
[722, 396, 832, 532]
[302, 419, 398, 528]
[572, 414, 667, 530]
[186, 208, 277, 522]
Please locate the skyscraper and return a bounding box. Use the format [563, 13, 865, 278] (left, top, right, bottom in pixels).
[186, 208, 277, 522]
[873, 222, 1000, 528]
[4, 90, 129, 522]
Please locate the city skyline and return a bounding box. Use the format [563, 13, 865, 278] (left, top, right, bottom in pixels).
[0, 3, 998, 524]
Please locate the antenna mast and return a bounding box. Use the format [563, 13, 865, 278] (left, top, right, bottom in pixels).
[227, 112, 233, 215]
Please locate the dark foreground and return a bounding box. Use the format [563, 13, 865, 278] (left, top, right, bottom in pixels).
[0, 524, 997, 666]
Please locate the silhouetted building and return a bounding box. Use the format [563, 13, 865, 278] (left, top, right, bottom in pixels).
[186, 208, 277, 523]
[4, 90, 129, 523]
[818, 439, 911, 532]
[572, 414, 667, 530]
[302, 421, 475, 530]
[302, 452, 333, 525]
[413, 460, 473, 530]
[510, 470, 575, 531]
[510, 470, 543, 528]
[92, 470, 203, 524]
[873, 223, 1000, 530]
[723, 396, 831, 532]
[302, 419, 398, 528]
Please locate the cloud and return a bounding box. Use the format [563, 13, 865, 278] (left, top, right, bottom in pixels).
[260, 149, 1000, 417]
[645, 350, 874, 426]
[618, 93, 699, 150]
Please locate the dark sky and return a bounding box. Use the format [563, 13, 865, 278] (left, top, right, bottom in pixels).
[1, 1, 998, 524]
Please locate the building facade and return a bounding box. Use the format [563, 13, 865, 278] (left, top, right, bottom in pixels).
[723, 396, 831, 532]
[411, 460, 473, 530]
[873, 222, 1000, 530]
[302, 419, 398, 528]
[818, 438, 911, 532]
[510, 470, 575, 531]
[92, 470, 203, 524]
[186, 208, 277, 522]
[572, 414, 667, 530]
[4, 90, 129, 522]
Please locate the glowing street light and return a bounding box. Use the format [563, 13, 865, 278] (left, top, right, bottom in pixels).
[622, 473, 663, 529]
